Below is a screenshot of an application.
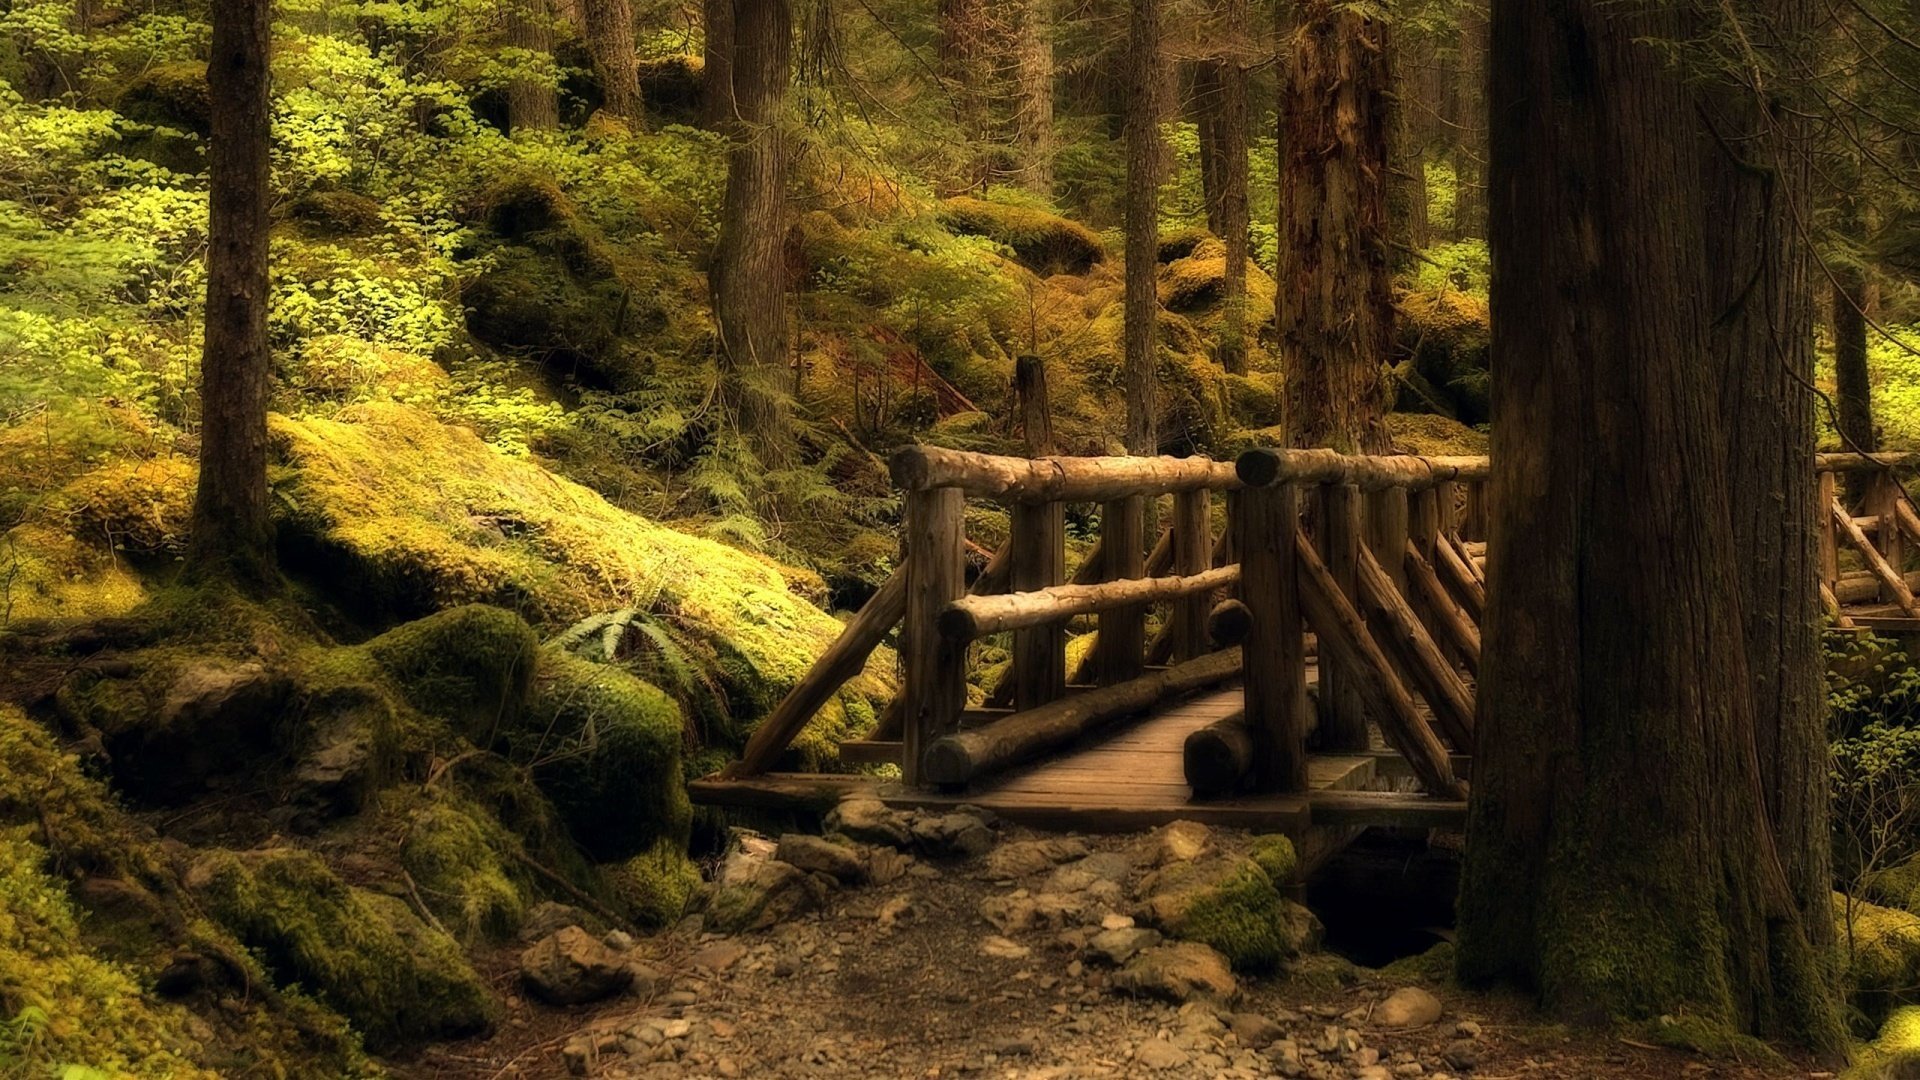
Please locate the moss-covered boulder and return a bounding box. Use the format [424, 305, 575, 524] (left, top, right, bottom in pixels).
[1868, 855, 1920, 916]
[402, 799, 530, 942]
[606, 836, 703, 928]
[190, 847, 497, 1049]
[1385, 412, 1489, 457]
[362, 603, 540, 739]
[270, 402, 891, 764]
[1839, 893, 1920, 1023]
[116, 60, 211, 134]
[936, 196, 1106, 275]
[1395, 287, 1490, 425]
[1847, 1006, 1920, 1079]
[518, 647, 690, 861]
[1134, 852, 1319, 973]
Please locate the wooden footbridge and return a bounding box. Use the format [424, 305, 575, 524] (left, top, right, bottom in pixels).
[691, 441, 1920, 839]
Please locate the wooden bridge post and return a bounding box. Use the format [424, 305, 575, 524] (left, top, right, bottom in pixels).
[1010, 355, 1066, 710]
[902, 487, 967, 786]
[1094, 496, 1147, 684]
[1872, 471, 1907, 592]
[1366, 487, 1410, 593]
[1237, 480, 1308, 792]
[1461, 480, 1488, 542]
[1170, 490, 1212, 661]
[1410, 487, 1440, 557]
[1817, 469, 1839, 600]
[1317, 483, 1370, 752]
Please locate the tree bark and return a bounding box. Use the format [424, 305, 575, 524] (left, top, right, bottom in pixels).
[940, 0, 994, 191]
[1455, 0, 1839, 1044]
[505, 0, 560, 133]
[1011, 0, 1055, 195]
[1833, 198, 1876, 458]
[1123, 0, 1162, 457]
[1388, 37, 1431, 267]
[711, 0, 794, 465]
[1214, 0, 1250, 375]
[188, 0, 275, 587]
[1449, 6, 1485, 239]
[1277, 1, 1392, 453]
[702, 0, 735, 127]
[580, 0, 641, 121]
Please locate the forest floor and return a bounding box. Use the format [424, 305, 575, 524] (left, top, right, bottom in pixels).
[393, 825, 1831, 1080]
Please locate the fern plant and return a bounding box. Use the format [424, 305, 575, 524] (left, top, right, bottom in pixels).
[549, 606, 729, 743]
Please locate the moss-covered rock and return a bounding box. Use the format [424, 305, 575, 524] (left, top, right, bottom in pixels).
[362, 603, 540, 740]
[606, 836, 702, 928]
[1846, 1005, 1920, 1079]
[190, 847, 497, 1049]
[936, 196, 1106, 275]
[1395, 287, 1490, 425]
[1839, 893, 1920, 1027]
[1868, 855, 1920, 916]
[518, 647, 689, 861]
[116, 60, 211, 134]
[1385, 412, 1489, 457]
[289, 190, 388, 237]
[270, 402, 892, 764]
[402, 799, 529, 943]
[1250, 834, 1298, 884]
[1135, 853, 1319, 973]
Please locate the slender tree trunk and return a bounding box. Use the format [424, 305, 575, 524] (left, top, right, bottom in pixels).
[1834, 199, 1876, 457]
[505, 0, 560, 133]
[1123, 0, 1162, 457]
[1276, 1, 1392, 452]
[703, 0, 736, 127]
[1215, 0, 1249, 375]
[580, 0, 641, 121]
[1389, 39, 1431, 268]
[1011, 0, 1055, 195]
[1193, 62, 1225, 234]
[1450, 6, 1485, 239]
[711, 0, 793, 465]
[189, 0, 275, 587]
[1456, 0, 1839, 1045]
[940, 0, 993, 191]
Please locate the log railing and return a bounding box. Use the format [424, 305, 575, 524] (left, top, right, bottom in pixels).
[1817, 452, 1920, 628]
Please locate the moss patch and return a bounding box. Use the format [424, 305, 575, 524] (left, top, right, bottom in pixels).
[362, 603, 540, 741]
[1846, 1005, 1920, 1079]
[402, 799, 529, 943]
[1137, 854, 1315, 973]
[936, 196, 1106, 275]
[190, 847, 497, 1050]
[1385, 412, 1489, 456]
[606, 836, 701, 929]
[1380, 941, 1457, 985]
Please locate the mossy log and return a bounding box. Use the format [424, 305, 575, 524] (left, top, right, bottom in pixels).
[922, 648, 1243, 784]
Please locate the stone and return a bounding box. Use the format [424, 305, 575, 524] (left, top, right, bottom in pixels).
[1135, 1038, 1189, 1071]
[1046, 851, 1135, 894]
[624, 959, 663, 999]
[826, 797, 911, 847]
[1442, 1039, 1480, 1071]
[980, 891, 1086, 934]
[1144, 820, 1215, 866]
[980, 935, 1032, 960]
[1101, 912, 1136, 931]
[1231, 1012, 1286, 1048]
[865, 847, 911, 885]
[1454, 1020, 1482, 1039]
[110, 662, 293, 802]
[1355, 1067, 1393, 1080]
[1374, 987, 1443, 1029]
[1134, 852, 1319, 971]
[985, 837, 1092, 879]
[910, 811, 996, 858]
[520, 901, 596, 942]
[1112, 942, 1238, 1004]
[690, 940, 749, 972]
[877, 894, 917, 931]
[1086, 926, 1163, 967]
[602, 929, 634, 951]
[705, 853, 826, 933]
[521, 926, 633, 1005]
[775, 834, 867, 884]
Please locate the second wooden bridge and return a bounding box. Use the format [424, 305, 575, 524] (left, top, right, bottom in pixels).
[692, 441, 1920, 841]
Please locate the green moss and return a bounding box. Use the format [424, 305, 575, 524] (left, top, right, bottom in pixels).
[1395, 287, 1491, 425]
[1846, 1005, 1920, 1079]
[190, 848, 497, 1050]
[1867, 856, 1920, 916]
[402, 800, 528, 943]
[1139, 855, 1312, 973]
[1385, 412, 1490, 456]
[1630, 1013, 1785, 1065]
[606, 836, 701, 929]
[269, 402, 893, 762]
[936, 196, 1106, 275]
[518, 647, 689, 860]
[1250, 834, 1297, 884]
[1381, 941, 1457, 985]
[361, 604, 540, 740]
[115, 60, 211, 134]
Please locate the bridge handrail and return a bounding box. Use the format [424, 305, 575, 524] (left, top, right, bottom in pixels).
[889, 445, 1241, 501]
[1237, 447, 1489, 490]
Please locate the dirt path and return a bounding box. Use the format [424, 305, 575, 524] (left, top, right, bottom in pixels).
[398, 821, 1826, 1080]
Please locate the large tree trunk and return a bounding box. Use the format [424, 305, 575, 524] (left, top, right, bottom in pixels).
[1456, 0, 1839, 1044]
[703, 0, 735, 127]
[1276, 1, 1392, 453]
[188, 0, 275, 586]
[580, 0, 641, 121]
[1123, 0, 1162, 456]
[1214, 0, 1250, 375]
[1011, 0, 1054, 195]
[1700, 0, 1835, 969]
[505, 0, 560, 133]
[711, 0, 794, 465]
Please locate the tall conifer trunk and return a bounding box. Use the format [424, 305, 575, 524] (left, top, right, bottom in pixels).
[189, 0, 275, 586]
[1123, 0, 1161, 457]
[1011, 0, 1055, 195]
[580, 0, 641, 120]
[505, 0, 559, 132]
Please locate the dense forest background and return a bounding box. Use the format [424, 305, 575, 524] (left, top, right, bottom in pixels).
[10, 0, 1920, 1074]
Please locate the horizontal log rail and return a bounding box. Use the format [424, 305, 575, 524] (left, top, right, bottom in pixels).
[940, 566, 1241, 640]
[1237, 448, 1490, 492]
[891, 445, 1241, 501]
[1817, 451, 1920, 473]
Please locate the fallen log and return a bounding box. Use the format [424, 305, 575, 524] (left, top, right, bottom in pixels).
[922, 648, 1243, 785]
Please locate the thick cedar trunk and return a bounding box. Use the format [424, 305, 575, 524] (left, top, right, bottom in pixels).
[580, 0, 641, 121]
[1214, 0, 1250, 375]
[1456, 0, 1837, 1042]
[505, 0, 560, 133]
[1700, 0, 1836, 974]
[702, 0, 735, 127]
[1123, 0, 1161, 457]
[711, 0, 794, 464]
[189, 0, 275, 586]
[1011, 0, 1054, 195]
[1277, 1, 1392, 453]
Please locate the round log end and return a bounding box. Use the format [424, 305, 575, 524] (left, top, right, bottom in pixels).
[1207, 599, 1254, 648]
[1183, 724, 1251, 796]
[1235, 448, 1283, 488]
[889, 445, 934, 490]
[936, 605, 981, 642]
[922, 738, 975, 785]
